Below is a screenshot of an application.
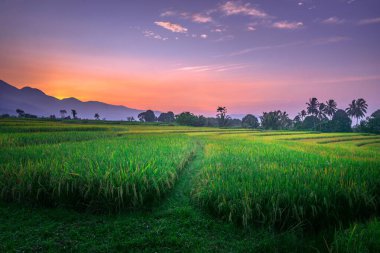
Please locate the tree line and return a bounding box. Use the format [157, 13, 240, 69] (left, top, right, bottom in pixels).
[4, 97, 379, 134]
[136, 98, 379, 133]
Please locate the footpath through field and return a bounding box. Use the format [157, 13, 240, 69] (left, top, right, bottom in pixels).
[0, 138, 299, 252]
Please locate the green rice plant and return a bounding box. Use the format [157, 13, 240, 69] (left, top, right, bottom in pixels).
[0, 134, 195, 211]
[331, 219, 380, 253]
[318, 136, 380, 144]
[0, 131, 117, 147]
[192, 135, 380, 230]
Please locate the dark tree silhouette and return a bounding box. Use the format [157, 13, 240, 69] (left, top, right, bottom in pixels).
[16, 109, 25, 117]
[260, 111, 283, 130]
[360, 109, 380, 134]
[242, 114, 259, 128]
[325, 99, 337, 119]
[127, 116, 135, 122]
[158, 111, 175, 123]
[331, 109, 352, 132]
[317, 103, 327, 120]
[60, 109, 67, 119]
[176, 112, 206, 126]
[71, 109, 77, 119]
[138, 110, 156, 122]
[94, 113, 100, 120]
[306, 98, 319, 128]
[216, 106, 229, 127]
[346, 98, 368, 125]
[298, 110, 307, 121]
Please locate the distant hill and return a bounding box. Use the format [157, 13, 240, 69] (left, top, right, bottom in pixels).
[0, 80, 153, 120]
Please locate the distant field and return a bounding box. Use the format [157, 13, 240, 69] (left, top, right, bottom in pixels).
[0, 118, 379, 252]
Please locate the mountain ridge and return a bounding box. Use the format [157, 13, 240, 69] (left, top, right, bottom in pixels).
[0, 80, 151, 120]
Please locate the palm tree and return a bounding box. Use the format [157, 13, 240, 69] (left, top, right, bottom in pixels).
[94, 113, 100, 120]
[306, 98, 319, 116]
[306, 98, 319, 128]
[356, 98, 368, 120]
[317, 103, 327, 120]
[298, 110, 307, 121]
[324, 99, 337, 119]
[346, 98, 368, 125]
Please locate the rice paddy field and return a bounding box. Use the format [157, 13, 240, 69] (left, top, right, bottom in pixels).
[0, 118, 379, 252]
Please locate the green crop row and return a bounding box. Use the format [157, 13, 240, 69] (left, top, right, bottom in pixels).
[192, 135, 380, 230]
[0, 134, 195, 211]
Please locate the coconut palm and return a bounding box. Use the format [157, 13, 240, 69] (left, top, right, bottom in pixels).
[346, 98, 368, 125]
[298, 110, 307, 121]
[306, 98, 319, 116]
[306, 98, 319, 128]
[317, 103, 327, 120]
[324, 99, 337, 119]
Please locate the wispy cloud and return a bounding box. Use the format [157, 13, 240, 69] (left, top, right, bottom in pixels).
[225, 36, 349, 57]
[247, 24, 256, 31]
[321, 17, 345, 25]
[200, 34, 208, 39]
[220, 1, 267, 18]
[311, 36, 350, 45]
[312, 75, 380, 84]
[192, 13, 213, 23]
[143, 30, 168, 41]
[160, 10, 176, 17]
[358, 17, 380, 25]
[214, 35, 234, 42]
[272, 21, 303, 30]
[154, 21, 188, 33]
[228, 41, 305, 57]
[177, 64, 247, 72]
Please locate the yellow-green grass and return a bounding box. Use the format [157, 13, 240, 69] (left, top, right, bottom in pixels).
[0, 131, 119, 147]
[192, 134, 380, 230]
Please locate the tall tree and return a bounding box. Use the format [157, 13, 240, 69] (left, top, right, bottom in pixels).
[298, 110, 307, 121]
[94, 113, 100, 120]
[306, 98, 319, 128]
[280, 111, 292, 129]
[216, 106, 229, 127]
[60, 109, 67, 119]
[346, 98, 368, 125]
[324, 99, 337, 119]
[71, 109, 77, 119]
[16, 109, 25, 117]
[317, 103, 327, 120]
[242, 114, 259, 128]
[260, 110, 282, 130]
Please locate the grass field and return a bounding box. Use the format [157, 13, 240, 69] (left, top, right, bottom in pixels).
[0, 118, 379, 252]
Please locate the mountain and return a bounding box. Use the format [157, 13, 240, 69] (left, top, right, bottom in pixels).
[0, 80, 151, 120]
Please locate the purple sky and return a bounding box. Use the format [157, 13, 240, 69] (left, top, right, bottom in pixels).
[0, 0, 379, 117]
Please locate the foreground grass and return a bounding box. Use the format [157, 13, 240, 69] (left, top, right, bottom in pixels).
[0, 119, 379, 252]
[192, 134, 380, 230]
[0, 145, 308, 252]
[0, 134, 195, 211]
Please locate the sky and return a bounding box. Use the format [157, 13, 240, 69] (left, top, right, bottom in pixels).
[0, 0, 379, 117]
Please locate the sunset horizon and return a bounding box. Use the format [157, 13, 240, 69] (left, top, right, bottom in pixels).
[1, 0, 379, 117]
